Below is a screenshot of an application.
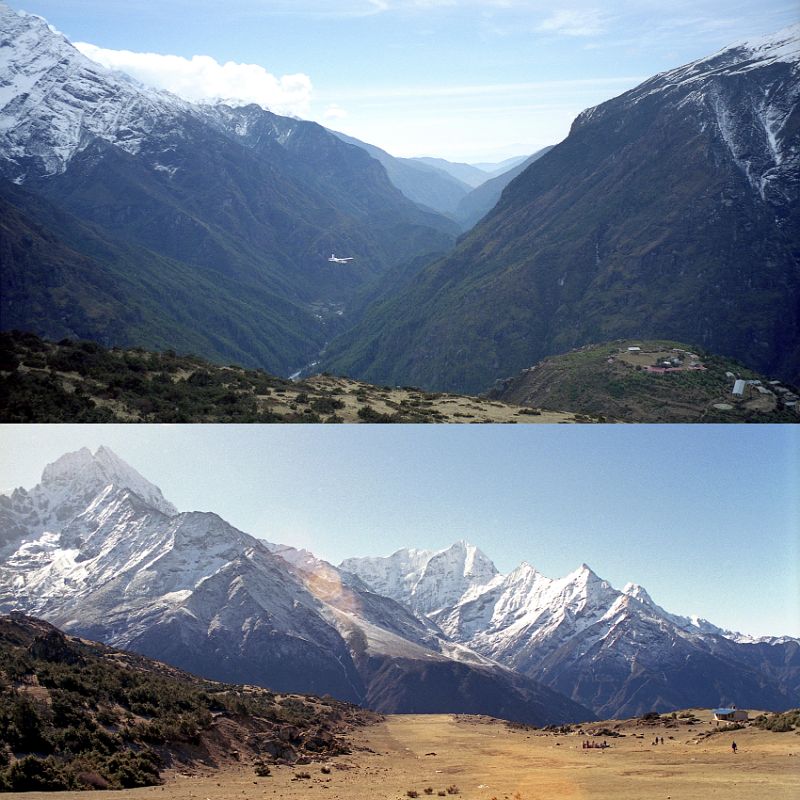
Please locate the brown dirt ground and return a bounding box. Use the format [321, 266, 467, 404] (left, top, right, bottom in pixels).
[5, 711, 798, 800]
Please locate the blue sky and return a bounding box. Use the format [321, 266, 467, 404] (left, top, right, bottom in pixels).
[11, 0, 799, 160]
[1, 424, 797, 638]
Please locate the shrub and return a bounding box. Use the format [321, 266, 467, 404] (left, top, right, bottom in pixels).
[1, 695, 51, 752]
[754, 710, 799, 732]
[311, 396, 345, 414]
[0, 348, 19, 372]
[3, 755, 70, 791]
[105, 749, 162, 788]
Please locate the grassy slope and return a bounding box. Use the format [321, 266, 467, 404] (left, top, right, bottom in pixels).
[0, 332, 590, 423]
[0, 182, 323, 375]
[490, 340, 800, 423]
[0, 614, 374, 792]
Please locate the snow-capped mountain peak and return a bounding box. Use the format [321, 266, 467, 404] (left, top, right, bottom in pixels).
[0, 446, 176, 557]
[622, 581, 655, 605]
[340, 540, 498, 615]
[39, 446, 177, 516]
[639, 23, 800, 93]
[0, 2, 193, 180]
[571, 563, 600, 581]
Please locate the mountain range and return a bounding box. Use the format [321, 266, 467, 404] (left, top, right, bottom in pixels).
[1, 447, 797, 723]
[2, 4, 798, 393]
[343, 544, 800, 718]
[0, 2, 457, 376]
[0, 447, 591, 725]
[323, 26, 800, 393]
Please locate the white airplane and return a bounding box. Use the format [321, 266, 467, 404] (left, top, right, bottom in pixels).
[328, 253, 354, 264]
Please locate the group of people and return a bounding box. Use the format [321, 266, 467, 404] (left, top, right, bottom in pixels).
[582, 739, 609, 749]
[652, 736, 665, 745]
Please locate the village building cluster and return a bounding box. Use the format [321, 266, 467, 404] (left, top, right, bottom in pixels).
[614, 345, 706, 373]
[613, 344, 798, 414]
[727, 373, 799, 409]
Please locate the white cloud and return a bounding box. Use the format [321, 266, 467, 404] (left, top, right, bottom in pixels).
[75, 43, 313, 116]
[537, 9, 606, 37]
[323, 104, 349, 120]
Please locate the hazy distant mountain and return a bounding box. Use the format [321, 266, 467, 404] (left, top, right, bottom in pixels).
[331, 131, 472, 216]
[0, 447, 592, 725]
[343, 542, 800, 718]
[453, 146, 554, 229]
[409, 157, 491, 188]
[471, 155, 529, 174]
[0, 3, 457, 375]
[323, 26, 800, 393]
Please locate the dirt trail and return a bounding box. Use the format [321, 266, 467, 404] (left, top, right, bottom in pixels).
[4, 713, 799, 799]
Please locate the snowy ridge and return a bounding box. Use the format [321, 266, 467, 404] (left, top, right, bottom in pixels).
[346, 544, 800, 716]
[435, 561, 635, 671]
[573, 24, 800, 205]
[274, 543, 492, 666]
[0, 488, 254, 625]
[621, 582, 741, 641]
[340, 540, 499, 615]
[0, 3, 199, 180]
[0, 4, 308, 184]
[344, 541, 797, 675]
[653, 23, 800, 88]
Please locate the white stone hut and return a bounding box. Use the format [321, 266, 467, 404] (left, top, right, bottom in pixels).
[713, 706, 748, 724]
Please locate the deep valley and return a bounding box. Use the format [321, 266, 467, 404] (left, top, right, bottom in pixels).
[1, 5, 798, 408]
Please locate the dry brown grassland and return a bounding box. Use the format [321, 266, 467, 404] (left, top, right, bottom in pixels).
[5, 710, 797, 800]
